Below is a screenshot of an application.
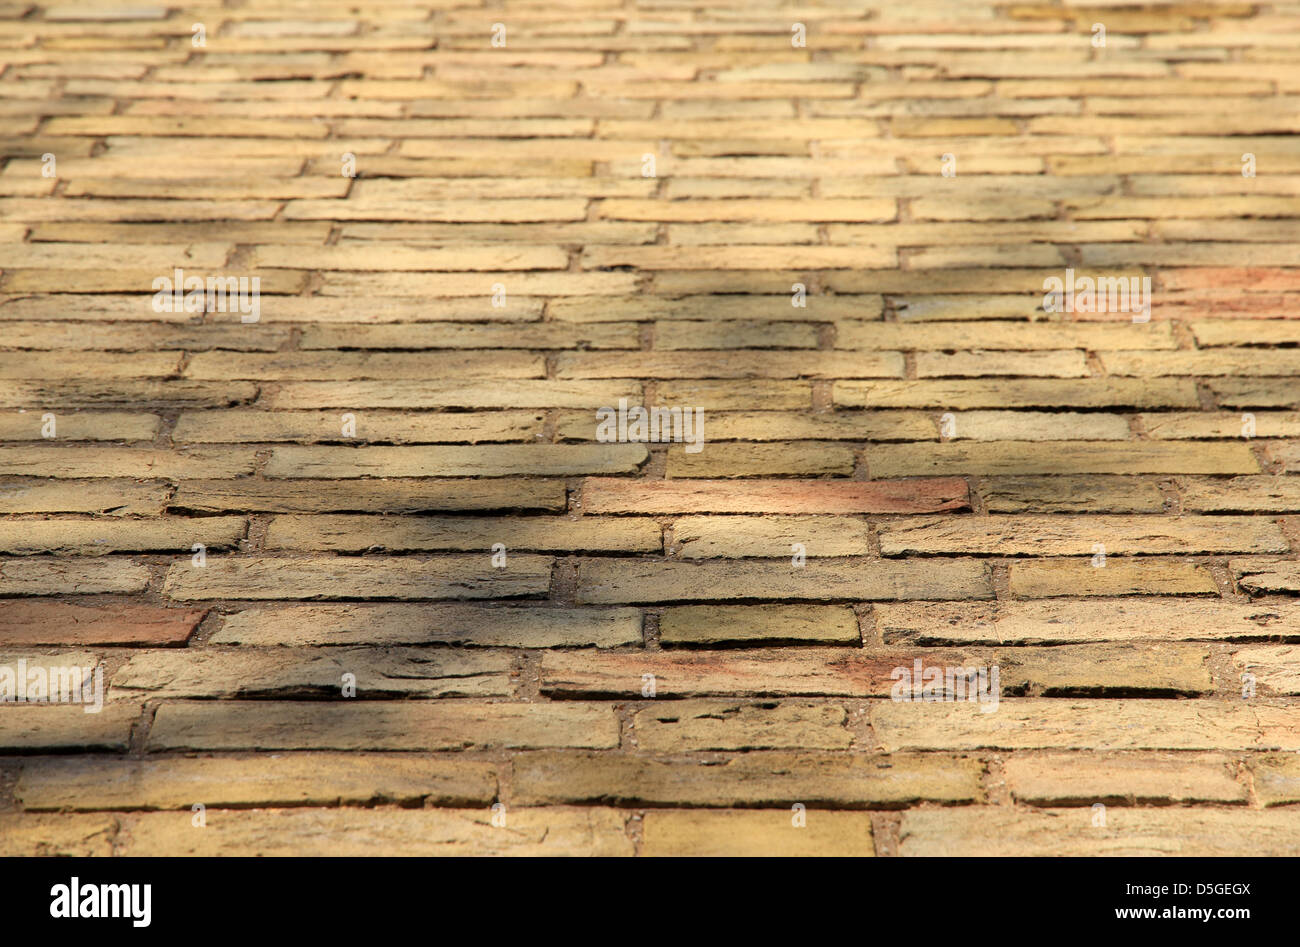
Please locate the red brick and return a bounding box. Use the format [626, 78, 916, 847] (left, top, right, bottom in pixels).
[0, 601, 205, 646]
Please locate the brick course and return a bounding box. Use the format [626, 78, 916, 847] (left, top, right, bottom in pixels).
[1, 0, 1298, 856]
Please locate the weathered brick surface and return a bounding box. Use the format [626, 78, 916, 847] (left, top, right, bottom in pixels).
[633, 699, 853, 751]
[172, 409, 548, 444]
[868, 442, 1260, 477]
[148, 701, 620, 752]
[117, 807, 633, 857]
[0, 602, 204, 646]
[576, 559, 992, 603]
[6, 0, 1300, 857]
[659, 604, 859, 646]
[1250, 755, 1300, 807]
[265, 514, 661, 553]
[171, 478, 567, 514]
[542, 645, 1209, 698]
[0, 557, 151, 595]
[976, 476, 1167, 514]
[113, 648, 516, 699]
[642, 810, 874, 857]
[580, 477, 969, 514]
[880, 515, 1288, 557]
[0, 516, 247, 555]
[872, 700, 1300, 752]
[0, 704, 139, 752]
[666, 443, 856, 477]
[1231, 646, 1300, 694]
[673, 515, 872, 558]
[877, 599, 1300, 645]
[263, 444, 648, 478]
[1007, 559, 1219, 597]
[0, 479, 171, 515]
[16, 754, 498, 811]
[0, 813, 118, 857]
[511, 751, 984, 807]
[1233, 557, 1300, 595]
[210, 604, 642, 648]
[161, 555, 553, 600]
[1004, 753, 1246, 806]
[900, 808, 1300, 857]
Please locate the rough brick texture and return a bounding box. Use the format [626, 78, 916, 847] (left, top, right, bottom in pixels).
[1, 0, 1297, 857]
